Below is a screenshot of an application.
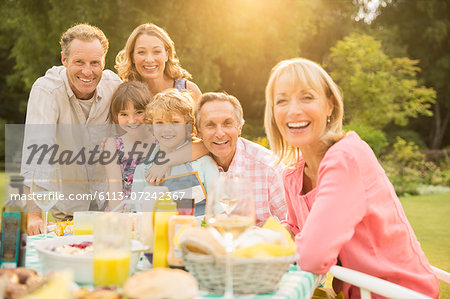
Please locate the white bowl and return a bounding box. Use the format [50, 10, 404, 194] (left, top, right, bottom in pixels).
[34, 235, 145, 284]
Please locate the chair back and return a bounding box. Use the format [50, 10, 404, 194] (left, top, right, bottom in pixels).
[431, 265, 450, 285]
[329, 265, 432, 299]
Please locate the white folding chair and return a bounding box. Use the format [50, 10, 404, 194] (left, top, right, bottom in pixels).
[329, 265, 432, 299]
[431, 265, 450, 285]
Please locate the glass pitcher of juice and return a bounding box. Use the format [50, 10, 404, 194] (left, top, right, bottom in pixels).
[93, 213, 131, 286]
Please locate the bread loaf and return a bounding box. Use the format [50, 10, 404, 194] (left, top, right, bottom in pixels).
[124, 268, 198, 299]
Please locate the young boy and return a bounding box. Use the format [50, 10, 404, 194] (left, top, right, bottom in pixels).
[131, 89, 219, 216]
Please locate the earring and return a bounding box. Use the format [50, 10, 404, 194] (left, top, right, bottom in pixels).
[327, 116, 331, 123]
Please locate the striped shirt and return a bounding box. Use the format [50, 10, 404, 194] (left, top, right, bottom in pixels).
[218, 137, 287, 226]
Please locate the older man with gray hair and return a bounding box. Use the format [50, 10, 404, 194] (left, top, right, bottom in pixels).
[195, 92, 286, 226]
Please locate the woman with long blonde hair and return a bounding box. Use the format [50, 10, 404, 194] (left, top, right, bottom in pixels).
[116, 23, 201, 101]
[265, 57, 439, 298]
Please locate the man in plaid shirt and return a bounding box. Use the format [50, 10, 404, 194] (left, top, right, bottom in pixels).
[195, 92, 287, 226]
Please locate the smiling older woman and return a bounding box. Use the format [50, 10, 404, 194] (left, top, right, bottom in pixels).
[264, 57, 440, 298]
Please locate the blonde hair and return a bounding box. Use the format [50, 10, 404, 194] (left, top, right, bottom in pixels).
[195, 92, 245, 132]
[60, 24, 108, 58]
[110, 81, 151, 124]
[264, 58, 344, 164]
[146, 89, 195, 136]
[115, 23, 192, 82]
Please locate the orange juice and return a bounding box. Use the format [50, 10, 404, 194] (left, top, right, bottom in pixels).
[153, 200, 178, 268]
[93, 252, 130, 286]
[74, 211, 102, 235]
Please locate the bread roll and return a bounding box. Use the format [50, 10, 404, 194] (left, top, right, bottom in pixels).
[124, 268, 198, 299]
[178, 227, 226, 256]
[235, 227, 289, 249]
[14, 268, 37, 284]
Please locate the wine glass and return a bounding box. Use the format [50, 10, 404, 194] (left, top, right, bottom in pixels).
[205, 174, 255, 298]
[31, 165, 62, 238]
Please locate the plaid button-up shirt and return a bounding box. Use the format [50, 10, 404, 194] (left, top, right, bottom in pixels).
[217, 137, 287, 226]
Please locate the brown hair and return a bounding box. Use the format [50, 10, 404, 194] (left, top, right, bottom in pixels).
[110, 81, 151, 124]
[60, 24, 108, 58]
[115, 23, 191, 82]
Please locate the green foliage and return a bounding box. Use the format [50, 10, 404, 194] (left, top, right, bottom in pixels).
[328, 33, 436, 129]
[241, 120, 266, 141]
[437, 154, 450, 170]
[381, 137, 449, 196]
[164, 0, 354, 121]
[0, 0, 161, 91]
[0, 119, 5, 161]
[0, 0, 360, 126]
[0, 19, 28, 123]
[384, 137, 425, 167]
[296, 0, 359, 62]
[2, 0, 448, 177]
[383, 162, 421, 196]
[343, 123, 386, 157]
[385, 128, 427, 150]
[374, 0, 450, 149]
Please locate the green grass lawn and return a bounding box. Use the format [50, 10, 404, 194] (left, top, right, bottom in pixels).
[0, 172, 448, 296]
[400, 193, 450, 298]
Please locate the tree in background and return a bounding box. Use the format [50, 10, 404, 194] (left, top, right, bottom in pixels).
[373, 0, 450, 149]
[0, 0, 358, 126]
[1, 0, 447, 152]
[161, 0, 359, 123]
[327, 33, 435, 130]
[0, 0, 159, 96]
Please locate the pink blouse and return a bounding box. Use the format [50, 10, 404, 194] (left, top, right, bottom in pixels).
[283, 132, 439, 298]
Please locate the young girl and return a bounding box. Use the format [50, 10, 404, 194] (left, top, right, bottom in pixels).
[264, 58, 439, 298]
[132, 89, 219, 216]
[105, 81, 155, 211]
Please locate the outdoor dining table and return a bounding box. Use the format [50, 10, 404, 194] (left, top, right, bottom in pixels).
[26, 234, 322, 299]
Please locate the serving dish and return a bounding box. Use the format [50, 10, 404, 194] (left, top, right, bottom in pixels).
[34, 235, 145, 284]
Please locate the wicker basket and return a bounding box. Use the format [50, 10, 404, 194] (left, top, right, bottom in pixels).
[181, 247, 297, 294]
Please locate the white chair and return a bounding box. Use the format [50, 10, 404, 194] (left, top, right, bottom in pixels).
[431, 265, 450, 285]
[329, 265, 432, 299]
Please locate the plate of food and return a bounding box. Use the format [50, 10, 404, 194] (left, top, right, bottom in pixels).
[34, 235, 145, 284]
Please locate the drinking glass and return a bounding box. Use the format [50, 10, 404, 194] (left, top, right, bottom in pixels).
[73, 211, 103, 235]
[205, 174, 255, 298]
[31, 166, 62, 238]
[93, 213, 132, 287]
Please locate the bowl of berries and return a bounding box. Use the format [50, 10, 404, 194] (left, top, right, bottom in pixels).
[34, 235, 144, 284]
